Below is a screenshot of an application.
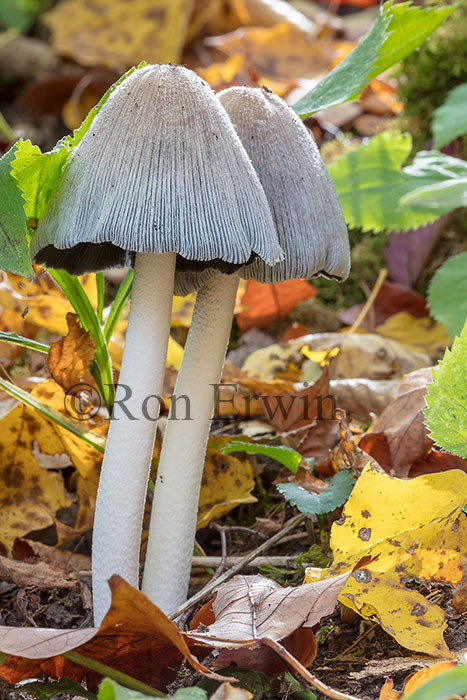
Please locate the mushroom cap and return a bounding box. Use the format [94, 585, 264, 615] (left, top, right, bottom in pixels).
[218, 86, 350, 282]
[31, 65, 283, 276]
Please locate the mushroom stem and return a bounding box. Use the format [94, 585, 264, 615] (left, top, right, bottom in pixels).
[142, 272, 239, 613]
[92, 251, 176, 625]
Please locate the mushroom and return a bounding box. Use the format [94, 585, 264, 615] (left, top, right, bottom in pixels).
[30, 66, 282, 624]
[142, 86, 350, 613]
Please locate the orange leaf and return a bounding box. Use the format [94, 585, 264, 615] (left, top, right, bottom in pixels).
[236, 279, 316, 331]
[403, 661, 457, 696]
[48, 313, 96, 392]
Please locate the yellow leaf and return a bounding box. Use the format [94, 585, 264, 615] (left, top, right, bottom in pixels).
[0, 385, 72, 552]
[376, 312, 451, 355]
[305, 465, 467, 656]
[197, 441, 257, 528]
[206, 22, 352, 81]
[171, 294, 196, 328]
[403, 661, 457, 695]
[43, 0, 194, 69]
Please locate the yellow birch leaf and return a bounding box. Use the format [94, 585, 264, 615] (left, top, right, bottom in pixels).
[43, 0, 194, 69]
[305, 465, 467, 656]
[376, 312, 451, 355]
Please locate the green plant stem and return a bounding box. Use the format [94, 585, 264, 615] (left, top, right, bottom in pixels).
[48, 269, 114, 411]
[63, 651, 166, 698]
[0, 331, 49, 353]
[0, 378, 105, 452]
[96, 272, 105, 325]
[104, 268, 134, 343]
[0, 111, 13, 144]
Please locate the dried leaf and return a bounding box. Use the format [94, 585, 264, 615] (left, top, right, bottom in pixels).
[48, 313, 96, 392]
[403, 661, 457, 696]
[43, 0, 194, 69]
[187, 570, 351, 645]
[0, 576, 231, 689]
[0, 554, 78, 589]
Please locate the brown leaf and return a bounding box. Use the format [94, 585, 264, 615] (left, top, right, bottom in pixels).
[0, 576, 232, 689]
[48, 313, 96, 392]
[187, 570, 351, 646]
[359, 367, 434, 477]
[0, 555, 77, 590]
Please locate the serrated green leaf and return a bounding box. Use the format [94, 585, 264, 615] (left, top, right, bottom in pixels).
[0, 145, 33, 277]
[428, 253, 467, 339]
[400, 178, 467, 212]
[424, 320, 467, 458]
[220, 441, 301, 473]
[276, 471, 355, 515]
[293, 1, 456, 117]
[329, 132, 467, 233]
[403, 666, 467, 700]
[432, 82, 467, 150]
[12, 62, 146, 223]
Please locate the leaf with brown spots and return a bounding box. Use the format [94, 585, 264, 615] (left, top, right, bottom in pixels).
[305, 464, 467, 656]
[0, 576, 232, 690]
[48, 313, 96, 392]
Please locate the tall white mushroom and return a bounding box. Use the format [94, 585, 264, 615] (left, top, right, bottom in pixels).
[143, 86, 350, 614]
[30, 67, 282, 625]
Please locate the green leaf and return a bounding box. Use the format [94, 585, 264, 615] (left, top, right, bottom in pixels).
[0, 145, 33, 277]
[329, 132, 467, 233]
[12, 62, 146, 223]
[220, 440, 302, 473]
[292, 1, 456, 117]
[0, 331, 49, 353]
[432, 82, 467, 149]
[424, 319, 467, 458]
[0, 0, 46, 32]
[172, 690, 208, 700]
[403, 665, 467, 700]
[276, 471, 355, 515]
[428, 252, 467, 338]
[98, 677, 159, 700]
[16, 678, 96, 700]
[400, 178, 467, 212]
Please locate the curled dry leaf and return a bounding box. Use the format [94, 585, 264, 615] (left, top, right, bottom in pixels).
[0, 576, 232, 689]
[48, 313, 96, 392]
[187, 569, 352, 647]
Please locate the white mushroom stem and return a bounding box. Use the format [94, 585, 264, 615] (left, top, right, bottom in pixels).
[142, 272, 239, 613]
[92, 251, 176, 625]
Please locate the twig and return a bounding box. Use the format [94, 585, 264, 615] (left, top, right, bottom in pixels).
[347, 268, 387, 335]
[63, 651, 165, 697]
[219, 525, 268, 541]
[263, 639, 362, 700]
[191, 555, 299, 569]
[170, 513, 307, 620]
[328, 622, 378, 661]
[210, 523, 229, 582]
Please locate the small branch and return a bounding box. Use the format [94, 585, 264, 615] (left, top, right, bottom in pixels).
[63, 651, 165, 698]
[328, 622, 378, 661]
[210, 523, 229, 582]
[347, 268, 387, 335]
[191, 555, 299, 569]
[263, 639, 362, 700]
[170, 513, 307, 620]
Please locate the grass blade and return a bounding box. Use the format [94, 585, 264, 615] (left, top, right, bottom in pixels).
[104, 268, 133, 344]
[0, 331, 49, 353]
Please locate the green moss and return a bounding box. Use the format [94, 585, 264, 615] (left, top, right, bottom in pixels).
[396, 0, 467, 154]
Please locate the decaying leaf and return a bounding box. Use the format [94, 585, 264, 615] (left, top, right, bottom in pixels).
[306, 464, 467, 656]
[48, 313, 96, 392]
[359, 367, 434, 477]
[43, 0, 194, 69]
[188, 571, 352, 647]
[242, 332, 431, 382]
[0, 554, 78, 589]
[0, 576, 231, 689]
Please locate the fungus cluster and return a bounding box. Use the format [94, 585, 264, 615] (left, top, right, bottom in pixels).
[30, 64, 350, 623]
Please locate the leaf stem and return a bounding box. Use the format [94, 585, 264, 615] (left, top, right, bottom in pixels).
[63, 651, 166, 698]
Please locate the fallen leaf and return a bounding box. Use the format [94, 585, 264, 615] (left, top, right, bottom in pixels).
[171, 294, 196, 328]
[306, 464, 467, 656]
[62, 70, 119, 129]
[0, 554, 78, 589]
[359, 367, 434, 477]
[329, 377, 400, 421]
[13, 539, 90, 574]
[0, 576, 231, 689]
[43, 0, 194, 69]
[339, 281, 429, 329]
[187, 570, 351, 644]
[379, 678, 401, 700]
[48, 313, 96, 392]
[236, 280, 316, 331]
[376, 312, 451, 356]
[403, 661, 457, 695]
[205, 22, 350, 81]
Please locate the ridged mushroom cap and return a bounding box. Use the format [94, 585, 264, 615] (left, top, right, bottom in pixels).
[218, 86, 350, 283]
[30, 65, 283, 277]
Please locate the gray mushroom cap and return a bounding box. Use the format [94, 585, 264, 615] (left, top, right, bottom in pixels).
[30, 65, 283, 277]
[218, 86, 350, 283]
